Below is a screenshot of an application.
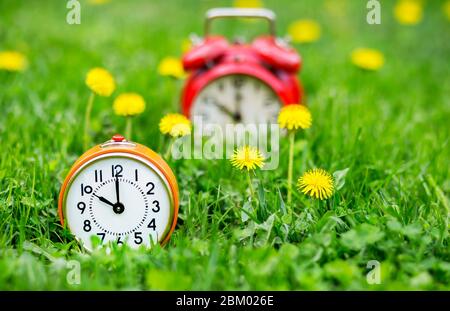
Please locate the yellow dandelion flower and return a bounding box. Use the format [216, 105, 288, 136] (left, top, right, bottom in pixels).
[113, 93, 146, 117]
[444, 1, 450, 21]
[278, 104, 312, 131]
[159, 113, 192, 137]
[288, 19, 321, 43]
[0, 51, 27, 72]
[233, 0, 264, 8]
[85, 67, 116, 97]
[88, 0, 111, 5]
[350, 48, 384, 71]
[394, 0, 423, 25]
[230, 146, 265, 171]
[157, 57, 185, 79]
[297, 168, 334, 200]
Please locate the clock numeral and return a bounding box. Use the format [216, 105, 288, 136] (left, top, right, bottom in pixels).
[218, 82, 224, 91]
[116, 236, 124, 245]
[111, 165, 123, 178]
[146, 182, 155, 195]
[83, 220, 91, 232]
[135, 169, 138, 182]
[134, 232, 143, 245]
[152, 200, 160, 213]
[81, 184, 92, 196]
[233, 77, 244, 88]
[235, 93, 242, 102]
[77, 202, 86, 214]
[264, 95, 278, 107]
[97, 232, 106, 242]
[95, 170, 103, 183]
[147, 218, 156, 231]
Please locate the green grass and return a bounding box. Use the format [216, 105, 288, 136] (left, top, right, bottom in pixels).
[0, 0, 449, 290]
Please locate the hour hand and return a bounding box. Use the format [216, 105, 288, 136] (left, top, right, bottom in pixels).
[93, 194, 115, 207]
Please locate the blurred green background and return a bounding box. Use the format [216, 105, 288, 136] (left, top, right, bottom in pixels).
[0, 0, 449, 290]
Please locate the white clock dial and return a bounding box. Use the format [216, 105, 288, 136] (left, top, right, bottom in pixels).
[63, 153, 173, 250]
[191, 75, 282, 127]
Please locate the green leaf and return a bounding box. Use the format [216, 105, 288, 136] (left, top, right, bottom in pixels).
[278, 243, 299, 261]
[241, 201, 253, 222]
[281, 213, 292, 224]
[234, 222, 256, 241]
[146, 269, 192, 290]
[277, 188, 286, 214]
[402, 223, 422, 238]
[387, 219, 402, 232]
[333, 168, 350, 191]
[324, 260, 359, 285]
[410, 272, 432, 288]
[20, 196, 34, 207]
[293, 139, 307, 153]
[257, 181, 267, 217]
[340, 223, 385, 250]
[254, 215, 275, 246]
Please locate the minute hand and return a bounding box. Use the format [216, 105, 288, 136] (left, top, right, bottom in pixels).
[115, 177, 120, 203]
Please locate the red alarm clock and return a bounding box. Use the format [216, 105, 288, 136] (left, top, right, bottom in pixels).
[181, 8, 303, 127]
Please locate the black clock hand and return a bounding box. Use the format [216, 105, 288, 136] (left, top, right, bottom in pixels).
[233, 92, 242, 122]
[93, 193, 115, 208]
[94, 192, 124, 214]
[214, 102, 235, 118]
[112, 177, 125, 214]
[115, 176, 120, 204]
[216, 102, 241, 122]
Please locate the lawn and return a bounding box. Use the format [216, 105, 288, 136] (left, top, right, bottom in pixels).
[0, 0, 449, 290]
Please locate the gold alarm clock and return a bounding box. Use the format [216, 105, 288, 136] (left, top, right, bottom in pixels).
[58, 135, 179, 250]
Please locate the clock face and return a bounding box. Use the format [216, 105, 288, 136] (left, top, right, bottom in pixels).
[191, 74, 282, 127]
[63, 153, 173, 250]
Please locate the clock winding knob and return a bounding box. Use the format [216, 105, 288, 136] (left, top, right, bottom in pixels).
[112, 134, 126, 142]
